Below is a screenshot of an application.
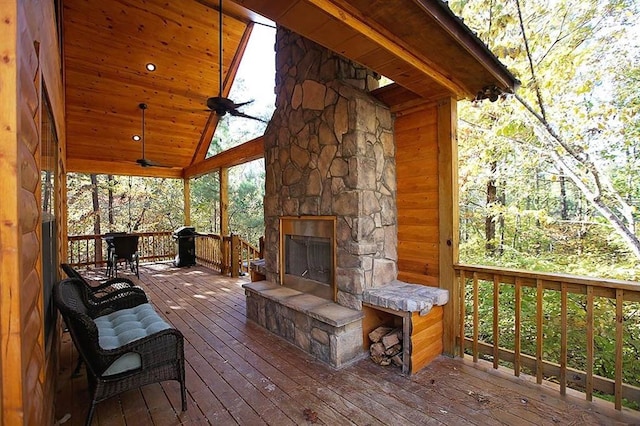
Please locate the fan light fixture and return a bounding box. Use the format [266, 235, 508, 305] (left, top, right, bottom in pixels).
[132, 134, 141, 141]
[145, 63, 156, 72]
[134, 103, 170, 168]
[202, 0, 265, 122]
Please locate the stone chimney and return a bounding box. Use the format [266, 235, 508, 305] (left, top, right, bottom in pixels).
[263, 28, 398, 310]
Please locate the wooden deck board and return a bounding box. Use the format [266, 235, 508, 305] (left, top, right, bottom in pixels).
[55, 264, 640, 425]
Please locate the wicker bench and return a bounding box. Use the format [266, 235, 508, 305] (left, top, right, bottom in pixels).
[54, 278, 186, 425]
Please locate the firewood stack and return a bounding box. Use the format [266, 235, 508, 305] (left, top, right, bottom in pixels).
[368, 326, 403, 367]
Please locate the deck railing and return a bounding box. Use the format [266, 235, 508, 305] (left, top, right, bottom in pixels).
[67, 231, 174, 267]
[194, 233, 261, 276]
[455, 264, 640, 411]
[67, 231, 262, 277]
[194, 233, 228, 273]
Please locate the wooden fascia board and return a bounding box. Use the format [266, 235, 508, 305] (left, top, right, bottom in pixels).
[411, 0, 520, 92]
[183, 136, 264, 178]
[306, 0, 469, 97]
[191, 22, 254, 165]
[66, 158, 183, 178]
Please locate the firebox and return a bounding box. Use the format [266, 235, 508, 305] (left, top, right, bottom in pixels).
[280, 216, 336, 301]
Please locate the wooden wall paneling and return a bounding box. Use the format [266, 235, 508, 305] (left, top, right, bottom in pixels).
[436, 97, 458, 357]
[394, 104, 440, 287]
[19, 2, 44, 421]
[0, 0, 19, 421]
[409, 306, 443, 374]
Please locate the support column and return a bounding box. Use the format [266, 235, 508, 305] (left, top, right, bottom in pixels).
[183, 178, 191, 226]
[437, 97, 459, 356]
[219, 168, 229, 274]
[219, 168, 229, 236]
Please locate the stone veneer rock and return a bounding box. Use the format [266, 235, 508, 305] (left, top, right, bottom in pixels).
[263, 28, 398, 310]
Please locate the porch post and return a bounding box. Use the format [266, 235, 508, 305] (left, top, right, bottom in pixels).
[219, 167, 229, 236]
[183, 177, 191, 226]
[219, 167, 229, 274]
[437, 96, 459, 357]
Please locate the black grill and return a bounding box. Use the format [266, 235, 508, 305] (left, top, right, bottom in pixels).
[173, 226, 196, 267]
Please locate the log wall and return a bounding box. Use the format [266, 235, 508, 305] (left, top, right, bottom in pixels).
[394, 98, 458, 357]
[395, 105, 440, 286]
[0, 0, 65, 424]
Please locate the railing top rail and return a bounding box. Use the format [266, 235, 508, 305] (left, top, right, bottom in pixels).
[455, 263, 640, 292]
[68, 231, 173, 240]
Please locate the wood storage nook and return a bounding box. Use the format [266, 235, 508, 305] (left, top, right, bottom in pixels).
[362, 301, 444, 375]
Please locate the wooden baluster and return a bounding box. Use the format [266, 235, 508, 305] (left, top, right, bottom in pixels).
[586, 286, 594, 401]
[493, 275, 499, 369]
[514, 277, 521, 377]
[615, 288, 623, 410]
[536, 279, 543, 384]
[560, 282, 567, 396]
[472, 272, 479, 363]
[459, 270, 466, 358]
[231, 234, 240, 278]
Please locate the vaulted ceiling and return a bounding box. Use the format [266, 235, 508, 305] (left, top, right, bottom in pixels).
[63, 0, 518, 179]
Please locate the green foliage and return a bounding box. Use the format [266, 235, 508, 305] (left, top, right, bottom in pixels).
[453, 0, 640, 408]
[66, 174, 183, 235]
[453, 0, 640, 278]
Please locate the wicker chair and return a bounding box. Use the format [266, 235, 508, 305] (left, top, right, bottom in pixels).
[54, 278, 186, 425]
[61, 263, 143, 298]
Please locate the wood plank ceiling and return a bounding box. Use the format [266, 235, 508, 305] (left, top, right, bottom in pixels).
[63, 0, 518, 179]
[63, 0, 262, 178]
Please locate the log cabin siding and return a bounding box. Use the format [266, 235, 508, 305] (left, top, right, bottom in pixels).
[395, 105, 440, 286]
[0, 0, 65, 424]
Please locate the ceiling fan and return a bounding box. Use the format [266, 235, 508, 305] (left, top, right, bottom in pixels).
[205, 0, 265, 122]
[135, 103, 170, 168]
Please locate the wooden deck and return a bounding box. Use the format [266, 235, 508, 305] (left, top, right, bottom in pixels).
[55, 263, 640, 425]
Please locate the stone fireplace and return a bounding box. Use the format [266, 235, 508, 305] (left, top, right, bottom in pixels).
[263, 28, 398, 307]
[280, 216, 335, 301]
[244, 27, 402, 368]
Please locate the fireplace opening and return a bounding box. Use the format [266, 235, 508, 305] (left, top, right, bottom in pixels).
[280, 216, 336, 301]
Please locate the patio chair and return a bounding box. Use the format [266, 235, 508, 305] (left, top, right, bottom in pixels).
[61, 263, 143, 299]
[54, 278, 186, 426]
[60, 264, 148, 375]
[107, 234, 140, 278]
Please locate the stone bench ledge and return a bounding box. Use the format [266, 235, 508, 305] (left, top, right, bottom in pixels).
[362, 280, 449, 316]
[243, 281, 363, 327]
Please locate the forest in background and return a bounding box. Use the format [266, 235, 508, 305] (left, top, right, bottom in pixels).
[451, 0, 640, 406]
[451, 0, 640, 281]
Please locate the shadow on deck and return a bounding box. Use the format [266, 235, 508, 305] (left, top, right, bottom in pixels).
[55, 263, 640, 425]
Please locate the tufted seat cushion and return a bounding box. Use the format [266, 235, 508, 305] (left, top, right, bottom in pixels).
[94, 303, 171, 375]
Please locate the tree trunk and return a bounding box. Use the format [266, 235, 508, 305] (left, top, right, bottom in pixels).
[559, 171, 569, 221]
[90, 174, 102, 264]
[485, 161, 498, 255]
[108, 174, 114, 229]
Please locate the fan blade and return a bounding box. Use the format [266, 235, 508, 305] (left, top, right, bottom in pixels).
[136, 158, 171, 168]
[228, 109, 267, 123]
[231, 99, 254, 109]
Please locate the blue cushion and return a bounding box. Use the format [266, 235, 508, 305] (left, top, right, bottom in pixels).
[94, 303, 171, 376]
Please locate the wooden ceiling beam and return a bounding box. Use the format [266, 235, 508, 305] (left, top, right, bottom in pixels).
[66, 158, 183, 179]
[191, 22, 255, 165]
[305, 0, 468, 96]
[410, 0, 519, 92]
[184, 136, 264, 178]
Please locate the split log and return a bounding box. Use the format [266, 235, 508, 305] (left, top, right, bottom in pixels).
[382, 328, 402, 349]
[391, 354, 403, 367]
[384, 343, 402, 357]
[368, 326, 393, 343]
